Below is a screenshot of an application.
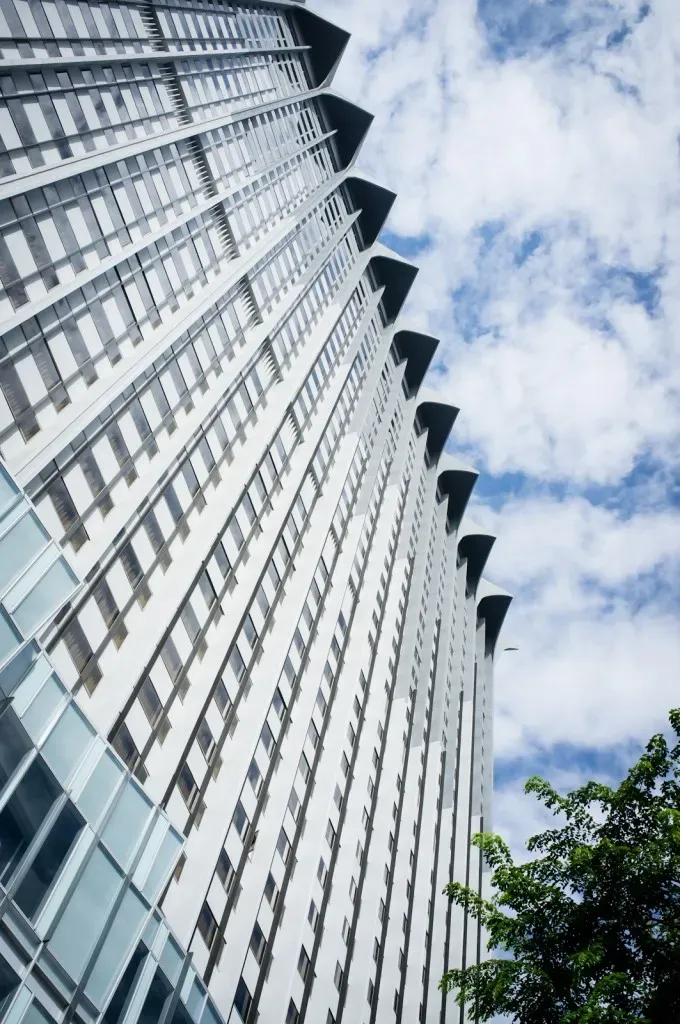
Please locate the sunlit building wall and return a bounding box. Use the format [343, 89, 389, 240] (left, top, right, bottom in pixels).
[0, 2, 510, 1023]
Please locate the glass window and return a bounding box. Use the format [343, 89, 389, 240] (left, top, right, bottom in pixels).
[137, 966, 173, 1024]
[0, 708, 31, 792]
[197, 720, 215, 763]
[21, 1003, 57, 1024]
[286, 999, 299, 1024]
[139, 677, 164, 728]
[197, 902, 218, 950]
[41, 703, 95, 785]
[299, 754, 311, 784]
[264, 871, 279, 909]
[288, 790, 300, 821]
[255, 585, 269, 619]
[277, 828, 290, 864]
[247, 759, 261, 795]
[233, 978, 252, 1022]
[0, 756, 61, 888]
[307, 901, 319, 931]
[14, 800, 84, 920]
[20, 670, 66, 744]
[214, 679, 231, 718]
[48, 845, 123, 980]
[102, 781, 153, 870]
[161, 638, 182, 682]
[232, 801, 248, 840]
[178, 764, 198, 810]
[101, 942, 147, 1024]
[272, 688, 285, 720]
[249, 922, 266, 964]
[0, 640, 40, 701]
[93, 580, 127, 647]
[12, 558, 78, 635]
[308, 721, 319, 749]
[62, 619, 101, 693]
[242, 615, 257, 649]
[0, 464, 18, 517]
[216, 849, 234, 892]
[0, 511, 49, 593]
[229, 646, 245, 682]
[85, 885, 147, 1007]
[0, 953, 19, 1020]
[260, 723, 274, 757]
[213, 544, 231, 578]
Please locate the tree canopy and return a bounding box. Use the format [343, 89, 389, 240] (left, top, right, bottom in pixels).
[440, 709, 680, 1024]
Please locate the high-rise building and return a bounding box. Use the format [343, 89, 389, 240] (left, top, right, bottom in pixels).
[0, 3, 511, 1024]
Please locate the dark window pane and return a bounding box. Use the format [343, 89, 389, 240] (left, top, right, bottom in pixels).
[14, 800, 84, 919]
[0, 757, 61, 887]
[214, 544, 231, 578]
[103, 942, 147, 1024]
[249, 922, 266, 964]
[46, 477, 88, 550]
[197, 902, 217, 948]
[143, 510, 171, 572]
[139, 678, 163, 727]
[0, 953, 20, 1020]
[181, 604, 201, 643]
[111, 723, 143, 777]
[232, 801, 248, 838]
[216, 850, 234, 891]
[137, 966, 172, 1024]
[264, 872, 278, 908]
[178, 764, 197, 808]
[234, 979, 252, 1021]
[196, 720, 214, 762]
[214, 680, 231, 718]
[0, 709, 31, 791]
[62, 618, 101, 693]
[161, 638, 182, 682]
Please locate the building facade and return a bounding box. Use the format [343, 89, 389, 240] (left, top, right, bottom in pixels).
[0, 3, 511, 1024]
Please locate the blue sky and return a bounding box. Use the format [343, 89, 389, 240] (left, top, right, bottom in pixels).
[316, 0, 680, 861]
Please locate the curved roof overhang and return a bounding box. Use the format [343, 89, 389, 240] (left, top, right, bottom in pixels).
[293, 7, 350, 88]
[368, 251, 419, 323]
[416, 398, 460, 460]
[438, 453, 479, 531]
[393, 330, 439, 395]
[457, 522, 496, 593]
[319, 93, 373, 169]
[476, 580, 513, 656]
[345, 174, 396, 248]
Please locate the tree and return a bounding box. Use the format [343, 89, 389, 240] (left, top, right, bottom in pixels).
[440, 709, 680, 1024]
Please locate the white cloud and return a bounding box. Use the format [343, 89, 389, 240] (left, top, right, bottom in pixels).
[472, 494, 680, 756]
[318, 0, 680, 483]
[494, 607, 680, 757]
[477, 495, 680, 595]
[443, 305, 678, 482]
[313, 0, 680, 851]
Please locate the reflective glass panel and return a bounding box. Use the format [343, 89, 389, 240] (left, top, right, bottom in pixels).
[13, 558, 78, 635]
[76, 750, 123, 826]
[0, 465, 18, 518]
[102, 781, 153, 870]
[0, 757, 60, 887]
[0, 512, 48, 594]
[86, 886, 148, 1006]
[42, 703, 95, 784]
[0, 608, 20, 666]
[20, 673, 67, 745]
[49, 845, 123, 980]
[14, 800, 84, 920]
[0, 708, 31, 792]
